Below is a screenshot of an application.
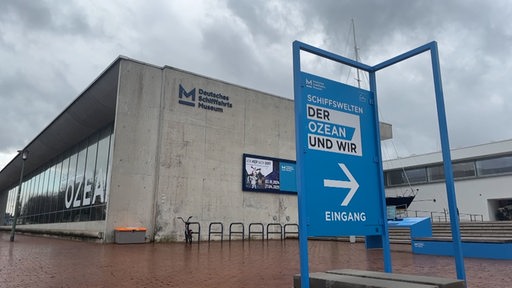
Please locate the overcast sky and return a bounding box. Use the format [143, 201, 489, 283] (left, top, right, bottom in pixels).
[1, 0, 512, 170]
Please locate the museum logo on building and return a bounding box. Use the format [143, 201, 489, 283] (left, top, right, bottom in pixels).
[178, 84, 233, 113]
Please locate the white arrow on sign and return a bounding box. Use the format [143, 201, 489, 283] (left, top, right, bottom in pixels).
[323, 163, 359, 206]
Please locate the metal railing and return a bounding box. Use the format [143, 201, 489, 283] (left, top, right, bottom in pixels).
[404, 210, 484, 222]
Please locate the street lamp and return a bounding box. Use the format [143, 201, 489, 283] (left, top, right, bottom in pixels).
[10, 149, 29, 242]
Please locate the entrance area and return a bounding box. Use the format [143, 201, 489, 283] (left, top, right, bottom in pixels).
[489, 198, 512, 221]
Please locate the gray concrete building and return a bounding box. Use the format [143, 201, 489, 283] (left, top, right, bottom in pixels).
[3, 56, 510, 244]
[0, 57, 298, 243]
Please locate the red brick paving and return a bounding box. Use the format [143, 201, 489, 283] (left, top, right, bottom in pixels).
[1, 232, 512, 287]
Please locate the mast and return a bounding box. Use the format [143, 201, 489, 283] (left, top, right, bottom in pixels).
[352, 19, 361, 88]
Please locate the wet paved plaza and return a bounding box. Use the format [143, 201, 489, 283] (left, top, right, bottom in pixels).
[1, 232, 512, 287]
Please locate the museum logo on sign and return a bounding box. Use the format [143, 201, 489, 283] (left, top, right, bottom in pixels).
[178, 84, 233, 113]
[305, 78, 325, 91]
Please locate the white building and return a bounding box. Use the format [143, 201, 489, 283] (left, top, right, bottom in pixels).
[383, 140, 512, 221]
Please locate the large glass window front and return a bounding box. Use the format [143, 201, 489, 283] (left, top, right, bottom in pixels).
[385, 153, 512, 187]
[3, 124, 113, 225]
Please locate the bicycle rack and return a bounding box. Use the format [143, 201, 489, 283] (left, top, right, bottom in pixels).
[266, 223, 283, 240]
[229, 222, 245, 241]
[283, 223, 299, 239]
[208, 222, 224, 242]
[248, 223, 264, 240]
[189, 222, 201, 243]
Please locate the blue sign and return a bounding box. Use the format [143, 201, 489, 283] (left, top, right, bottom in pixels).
[297, 72, 383, 237]
[293, 40, 465, 287]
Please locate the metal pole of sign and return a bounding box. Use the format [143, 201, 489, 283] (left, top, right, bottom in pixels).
[372, 41, 466, 282]
[369, 71, 392, 273]
[292, 41, 310, 288]
[429, 42, 466, 282]
[10, 149, 29, 242]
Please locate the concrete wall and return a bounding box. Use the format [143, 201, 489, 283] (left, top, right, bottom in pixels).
[102, 61, 297, 242]
[154, 67, 297, 241]
[104, 60, 163, 242]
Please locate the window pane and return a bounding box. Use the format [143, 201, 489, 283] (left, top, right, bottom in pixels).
[30, 174, 38, 222]
[38, 169, 46, 223]
[29, 174, 41, 223]
[49, 160, 63, 222]
[72, 146, 87, 222]
[18, 183, 26, 224]
[429, 162, 476, 181]
[429, 165, 444, 181]
[20, 178, 31, 220]
[453, 162, 476, 178]
[41, 165, 55, 223]
[83, 138, 98, 221]
[37, 168, 49, 223]
[92, 127, 111, 221]
[18, 182, 26, 219]
[387, 170, 404, 186]
[43, 168, 51, 221]
[386, 167, 427, 186]
[56, 156, 70, 223]
[5, 188, 15, 224]
[405, 168, 427, 184]
[64, 153, 77, 222]
[477, 156, 512, 176]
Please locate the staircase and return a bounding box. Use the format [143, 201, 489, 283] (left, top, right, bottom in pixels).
[389, 221, 512, 244]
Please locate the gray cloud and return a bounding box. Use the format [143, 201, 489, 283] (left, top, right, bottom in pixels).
[1, 0, 512, 169]
[0, 0, 93, 35]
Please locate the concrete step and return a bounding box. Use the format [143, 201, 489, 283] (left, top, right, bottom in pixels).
[389, 221, 512, 244]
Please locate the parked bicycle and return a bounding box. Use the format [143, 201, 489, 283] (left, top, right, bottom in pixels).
[177, 216, 193, 244]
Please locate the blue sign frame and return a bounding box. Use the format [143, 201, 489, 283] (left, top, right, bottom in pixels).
[293, 41, 465, 288]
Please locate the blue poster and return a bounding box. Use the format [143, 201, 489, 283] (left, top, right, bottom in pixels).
[280, 162, 297, 192]
[242, 154, 296, 194]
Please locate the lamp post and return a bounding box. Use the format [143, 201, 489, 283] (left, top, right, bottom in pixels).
[10, 149, 28, 242]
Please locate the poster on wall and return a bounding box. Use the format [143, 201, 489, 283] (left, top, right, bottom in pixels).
[242, 154, 296, 194]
